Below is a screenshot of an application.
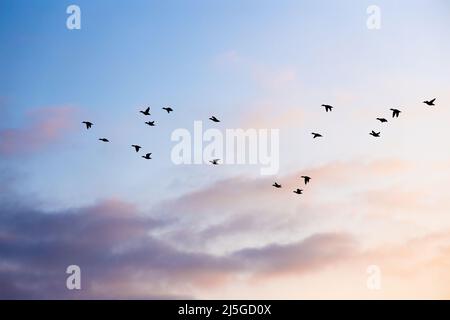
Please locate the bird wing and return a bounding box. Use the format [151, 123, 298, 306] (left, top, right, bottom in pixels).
[430, 98, 436, 103]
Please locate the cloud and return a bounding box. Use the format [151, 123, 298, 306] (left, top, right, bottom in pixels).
[0, 181, 359, 299]
[213, 50, 300, 93]
[0, 193, 227, 299]
[251, 65, 298, 91]
[1, 156, 449, 299]
[153, 158, 413, 231]
[214, 50, 241, 66]
[0, 106, 77, 156]
[232, 233, 357, 276]
[239, 102, 306, 129]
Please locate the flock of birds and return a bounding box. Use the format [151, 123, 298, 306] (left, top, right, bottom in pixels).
[82, 107, 222, 163]
[82, 98, 437, 196]
[272, 98, 438, 195]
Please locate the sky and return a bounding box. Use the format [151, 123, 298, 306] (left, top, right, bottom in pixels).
[1, 0, 450, 299]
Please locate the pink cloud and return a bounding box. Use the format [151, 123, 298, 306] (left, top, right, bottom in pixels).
[0, 106, 77, 155]
[214, 50, 241, 66]
[239, 102, 306, 129]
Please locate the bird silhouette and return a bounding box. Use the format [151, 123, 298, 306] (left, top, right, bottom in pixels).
[82, 121, 93, 129]
[140, 107, 151, 116]
[142, 153, 152, 159]
[390, 108, 401, 118]
[301, 176, 311, 185]
[145, 121, 156, 126]
[99, 138, 109, 142]
[272, 182, 282, 188]
[131, 145, 141, 152]
[312, 132, 323, 139]
[376, 118, 388, 123]
[423, 98, 436, 106]
[209, 116, 220, 123]
[293, 189, 303, 194]
[210, 159, 220, 165]
[321, 104, 333, 112]
[370, 130, 380, 137]
[162, 107, 173, 113]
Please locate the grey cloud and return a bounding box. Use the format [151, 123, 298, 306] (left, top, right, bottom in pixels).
[0, 182, 357, 299]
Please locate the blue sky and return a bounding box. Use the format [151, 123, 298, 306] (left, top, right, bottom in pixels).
[3, 0, 449, 209]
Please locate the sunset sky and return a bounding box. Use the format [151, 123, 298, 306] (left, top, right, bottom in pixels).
[1, 0, 450, 299]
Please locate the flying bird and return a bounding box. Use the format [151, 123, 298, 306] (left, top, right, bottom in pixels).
[321, 104, 333, 112]
[370, 130, 381, 137]
[210, 159, 220, 165]
[301, 176, 311, 185]
[423, 98, 436, 106]
[390, 108, 401, 118]
[272, 182, 282, 188]
[82, 121, 93, 129]
[140, 107, 151, 116]
[145, 121, 156, 126]
[162, 107, 173, 113]
[311, 132, 323, 139]
[376, 118, 388, 123]
[99, 138, 109, 142]
[131, 145, 141, 152]
[293, 189, 303, 194]
[142, 153, 152, 160]
[209, 116, 220, 123]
